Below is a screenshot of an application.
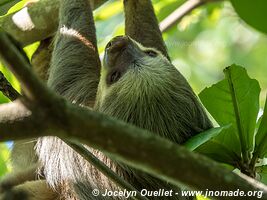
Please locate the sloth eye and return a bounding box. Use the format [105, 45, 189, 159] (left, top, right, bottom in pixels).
[106, 41, 112, 48]
[144, 50, 157, 57]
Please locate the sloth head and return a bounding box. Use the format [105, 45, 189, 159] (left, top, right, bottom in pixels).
[95, 36, 211, 143]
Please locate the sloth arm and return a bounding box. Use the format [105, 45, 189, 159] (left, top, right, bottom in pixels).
[47, 0, 101, 107]
[123, 0, 170, 60]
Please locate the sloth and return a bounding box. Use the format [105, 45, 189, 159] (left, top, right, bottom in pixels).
[0, 0, 212, 199]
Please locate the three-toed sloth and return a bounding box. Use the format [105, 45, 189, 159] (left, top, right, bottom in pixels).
[0, 0, 212, 199]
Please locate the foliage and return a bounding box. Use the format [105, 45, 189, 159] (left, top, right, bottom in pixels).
[199, 65, 260, 158]
[0, 0, 19, 15]
[186, 65, 267, 181]
[231, 0, 267, 34]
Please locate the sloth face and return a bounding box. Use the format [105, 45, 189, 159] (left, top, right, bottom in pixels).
[97, 35, 182, 109]
[95, 36, 211, 142]
[103, 35, 171, 85]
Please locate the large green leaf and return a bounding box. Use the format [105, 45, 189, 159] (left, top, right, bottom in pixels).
[184, 126, 229, 151]
[231, 0, 267, 34]
[196, 139, 240, 166]
[199, 65, 260, 156]
[255, 96, 267, 158]
[186, 125, 239, 165]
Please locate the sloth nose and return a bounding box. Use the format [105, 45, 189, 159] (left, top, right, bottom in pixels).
[106, 36, 130, 53]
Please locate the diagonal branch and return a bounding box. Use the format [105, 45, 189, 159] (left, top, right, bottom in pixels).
[0, 100, 48, 141]
[0, 31, 58, 104]
[160, 0, 223, 32]
[0, 101, 267, 200]
[0, 0, 223, 45]
[66, 141, 148, 200]
[0, 0, 109, 46]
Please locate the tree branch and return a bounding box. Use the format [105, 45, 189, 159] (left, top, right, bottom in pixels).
[0, 0, 109, 46]
[0, 70, 20, 100]
[160, 0, 223, 32]
[0, 31, 57, 104]
[0, 33, 266, 197]
[0, 101, 266, 200]
[0, 100, 49, 141]
[66, 141, 148, 200]
[0, 0, 223, 45]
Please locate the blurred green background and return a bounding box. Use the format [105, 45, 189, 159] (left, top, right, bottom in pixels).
[0, 0, 267, 182]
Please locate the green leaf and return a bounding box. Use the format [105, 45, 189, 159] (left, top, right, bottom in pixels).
[184, 126, 230, 151]
[256, 165, 267, 185]
[186, 125, 239, 165]
[231, 0, 267, 34]
[199, 65, 260, 157]
[0, 0, 19, 8]
[5, 0, 29, 15]
[255, 95, 267, 158]
[0, 0, 19, 15]
[196, 139, 240, 166]
[256, 115, 263, 134]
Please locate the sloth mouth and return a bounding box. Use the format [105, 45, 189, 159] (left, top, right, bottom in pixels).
[106, 58, 142, 85]
[106, 61, 138, 85]
[107, 70, 122, 84]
